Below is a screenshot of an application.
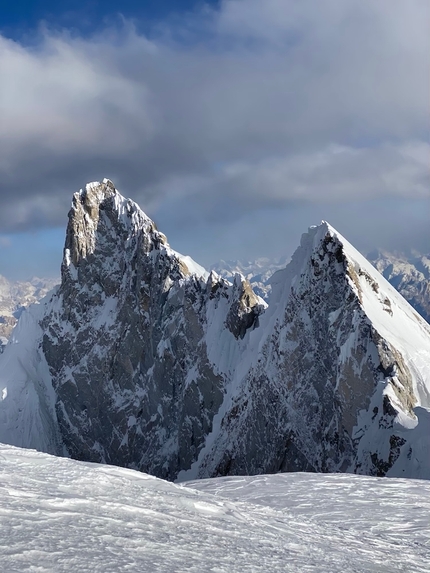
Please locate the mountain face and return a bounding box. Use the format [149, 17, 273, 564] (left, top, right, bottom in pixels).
[0, 180, 429, 481]
[189, 226, 430, 480]
[368, 250, 430, 324]
[3, 180, 264, 480]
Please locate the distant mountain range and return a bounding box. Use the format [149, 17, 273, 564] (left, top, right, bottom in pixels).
[211, 257, 289, 301]
[368, 250, 430, 324]
[0, 276, 58, 348]
[0, 180, 429, 481]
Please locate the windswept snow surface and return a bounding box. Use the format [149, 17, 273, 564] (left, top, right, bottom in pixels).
[186, 473, 430, 549]
[0, 445, 429, 573]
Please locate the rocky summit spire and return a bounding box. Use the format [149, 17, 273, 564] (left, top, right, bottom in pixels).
[62, 179, 162, 284]
[65, 179, 117, 265]
[39, 180, 264, 479]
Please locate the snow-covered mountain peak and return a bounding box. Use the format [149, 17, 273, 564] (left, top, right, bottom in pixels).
[64, 179, 159, 270]
[278, 222, 430, 395]
[288, 221, 429, 331]
[0, 181, 263, 479]
[81, 179, 149, 224]
[1, 186, 429, 482]
[193, 219, 430, 479]
[268, 221, 339, 307]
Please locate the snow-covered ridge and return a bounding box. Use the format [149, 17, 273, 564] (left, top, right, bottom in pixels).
[0, 444, 428, 572]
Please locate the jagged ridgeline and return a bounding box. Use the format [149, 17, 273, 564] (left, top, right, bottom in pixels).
[0, 180, 429, 480]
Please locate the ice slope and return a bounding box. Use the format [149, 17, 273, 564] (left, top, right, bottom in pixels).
[0, 444, 429, 573]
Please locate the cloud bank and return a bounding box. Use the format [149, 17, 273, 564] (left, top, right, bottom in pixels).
[0, 0, 428, 264]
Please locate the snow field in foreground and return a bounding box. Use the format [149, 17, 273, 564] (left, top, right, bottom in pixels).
[0, 445, 429, 572]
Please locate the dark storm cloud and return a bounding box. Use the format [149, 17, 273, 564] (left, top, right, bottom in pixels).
[0, 0, 428, 256]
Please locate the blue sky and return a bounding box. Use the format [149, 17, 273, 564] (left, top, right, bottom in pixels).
[0, 0, 428, 280]
[1, 1, 218, 37]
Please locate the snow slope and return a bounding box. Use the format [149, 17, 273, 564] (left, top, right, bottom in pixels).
[0, 296, 63, 455]
[0, 444, 428, 573]
[186, 473, 430, 554]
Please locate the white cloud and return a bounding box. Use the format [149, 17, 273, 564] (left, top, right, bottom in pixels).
[145, 142, 430, 220]
[0, 0, 428, 257]
[0, 32, 154, 155]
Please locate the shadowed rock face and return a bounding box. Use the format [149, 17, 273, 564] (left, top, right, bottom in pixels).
[41, 180, 264, 480]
